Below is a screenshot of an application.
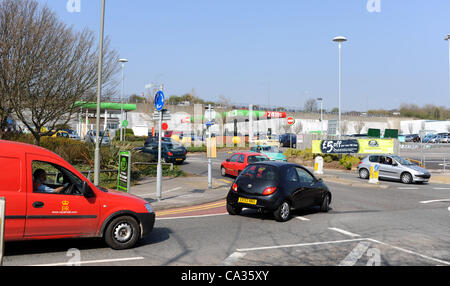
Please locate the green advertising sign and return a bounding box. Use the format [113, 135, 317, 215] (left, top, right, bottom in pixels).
[117, 151, 131, 192]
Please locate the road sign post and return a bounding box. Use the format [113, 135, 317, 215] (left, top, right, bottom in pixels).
[0, 197, 5, 266]
[287, 117, 295, 148]
[206, 104, 214, 189]
[117, 151, 131, 193]
[155, 90, 165, 201]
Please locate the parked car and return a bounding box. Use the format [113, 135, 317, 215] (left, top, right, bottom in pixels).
[429, 135, 443, 143]
[226, 162, 332, 222]
[405, 134, 420, 142]
[250, 145, 287, 161]
[357, 154, 431, 184]
[279, 133, 297, 148]
[221, 152, 270, 177]
[136, 141, 187, 164]
[0, 140, 155, 249]
[63, 129, 81, 140]
[85, 130, 111, 146]
[439, 135, 450, 143]
[48, 130, 70, 139]
[144, 136, 173, 146]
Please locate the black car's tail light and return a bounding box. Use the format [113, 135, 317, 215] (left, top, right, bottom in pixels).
[232, 183, 238, 192]
[262, 187, 277, 196]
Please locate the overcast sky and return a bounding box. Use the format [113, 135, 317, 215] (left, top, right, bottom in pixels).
[39, 0, 450, 111]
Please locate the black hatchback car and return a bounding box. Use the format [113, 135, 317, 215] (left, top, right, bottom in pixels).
[136, 142, 187, 164]
[226, 162, 332, 222]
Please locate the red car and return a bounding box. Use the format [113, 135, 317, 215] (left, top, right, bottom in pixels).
[0, 140, 155, 250]
[221, 152, 270, 177]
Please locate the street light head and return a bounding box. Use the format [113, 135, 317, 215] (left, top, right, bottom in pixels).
[333, 36, 348, 43]
[119, 58, 128, 63]
[317, 97, 323, 101]
[445, 35, 450, 41]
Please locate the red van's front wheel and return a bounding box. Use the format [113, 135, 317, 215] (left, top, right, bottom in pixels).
[104, 216, 140, 250]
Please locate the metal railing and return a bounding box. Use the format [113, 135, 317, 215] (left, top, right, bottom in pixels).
[80, 162, 174, 181]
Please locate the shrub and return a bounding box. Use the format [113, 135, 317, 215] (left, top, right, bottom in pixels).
[339, 155, 361, 170]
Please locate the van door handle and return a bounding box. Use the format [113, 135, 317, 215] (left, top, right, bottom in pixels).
[32, 201, 45, 208]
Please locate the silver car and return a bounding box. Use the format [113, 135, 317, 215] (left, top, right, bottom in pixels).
[358, 154, 431, 184]
[85, 130, 111, 146]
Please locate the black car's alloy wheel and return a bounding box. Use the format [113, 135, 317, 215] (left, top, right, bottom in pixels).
[320, 194, 330, 212]
[274, 201, 291, 222]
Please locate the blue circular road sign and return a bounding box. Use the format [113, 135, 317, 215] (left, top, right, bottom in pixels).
[154, 91, 165, 111]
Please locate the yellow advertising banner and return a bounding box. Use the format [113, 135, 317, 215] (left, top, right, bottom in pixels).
[312, 139, 395, 154]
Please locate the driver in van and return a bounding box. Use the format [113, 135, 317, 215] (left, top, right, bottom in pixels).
[33, 169, 66, 194]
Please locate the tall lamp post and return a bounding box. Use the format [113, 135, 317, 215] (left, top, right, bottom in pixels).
[333, 36, 347, 139]
[119, 58, 128, 141]
[317, 97, 323, 136]
[445, 35, 450, 104]
[94, 0, 106, 186]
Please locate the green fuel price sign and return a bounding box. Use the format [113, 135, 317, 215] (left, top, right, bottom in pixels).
[117, 151, 131, 193]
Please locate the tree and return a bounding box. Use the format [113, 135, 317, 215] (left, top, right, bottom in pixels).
[0, 0, 119, 145]
[354, 121, 365, 134]
[304, 98, 318, 113]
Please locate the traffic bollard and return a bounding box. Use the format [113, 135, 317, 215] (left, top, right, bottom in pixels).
[314, 156, 324, 175]
[369, 163, 380, 184]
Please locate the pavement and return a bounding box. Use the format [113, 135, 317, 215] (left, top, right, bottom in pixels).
[128, 175, 233, 211]
[128, 167, 450, 212]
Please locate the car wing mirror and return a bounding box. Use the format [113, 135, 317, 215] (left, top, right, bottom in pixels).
[226, 159, 230, 162]
[82, 181, 95, 198]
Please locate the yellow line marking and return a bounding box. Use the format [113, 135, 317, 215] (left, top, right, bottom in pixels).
[219, 179, 233, 184]
[156, 201, 226, 216]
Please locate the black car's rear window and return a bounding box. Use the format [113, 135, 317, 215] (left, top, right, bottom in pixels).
[241, 165, 277, 181]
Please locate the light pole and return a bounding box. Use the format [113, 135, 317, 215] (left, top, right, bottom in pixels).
[317, 97, 323, 136]
[333, 36, 347, 139]
[445, 35, 450, 104]
[119, 58, 128, 141]
[94, 0, 106, 186]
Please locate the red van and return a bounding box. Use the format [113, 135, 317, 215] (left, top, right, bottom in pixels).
[0, 140, 155, 250]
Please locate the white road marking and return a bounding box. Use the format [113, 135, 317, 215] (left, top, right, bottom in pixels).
[30, 256, 145, 266]
[233, 238, 450, 266]
[220, 252, 247, 266]
[328, 227, 361, 238]
[397, 187, 419, 190]
[156, 213, 228, 221]
[433, 188, 450, 190]
[338, 241, 372, 266]
[366, 238, 450, 266]
[137, 187, 182, 198]
[295, 216, 311, 221]
[235, 238, 367, 252]
[419, 199, 450, 204]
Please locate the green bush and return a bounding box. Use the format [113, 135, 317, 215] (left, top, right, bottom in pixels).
[284, 148, 313, 160]
[339, 155, 361, 170]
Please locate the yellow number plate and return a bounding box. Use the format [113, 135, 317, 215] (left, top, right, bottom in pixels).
[238, 197, 257, 205]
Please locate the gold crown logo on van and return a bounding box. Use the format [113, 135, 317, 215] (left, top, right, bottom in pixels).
[61, 200, 70, 212]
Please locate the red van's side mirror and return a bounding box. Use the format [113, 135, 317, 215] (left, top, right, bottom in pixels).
[82, 181, 95, 198]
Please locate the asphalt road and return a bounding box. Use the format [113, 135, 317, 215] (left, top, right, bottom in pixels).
[3, 165, 450, 266]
